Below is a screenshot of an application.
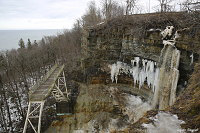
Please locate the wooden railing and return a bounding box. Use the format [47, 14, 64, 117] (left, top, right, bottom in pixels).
[29, 63, 58, 96]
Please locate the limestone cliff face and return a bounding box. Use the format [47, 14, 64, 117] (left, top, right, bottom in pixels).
[45, 83, 150, 132]
[46, 84, 114, 133]
[81, 13, 200, 93]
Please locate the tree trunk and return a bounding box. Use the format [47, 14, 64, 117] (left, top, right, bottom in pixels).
[0, 98, 8, 132]
[0, 75, 13, 132]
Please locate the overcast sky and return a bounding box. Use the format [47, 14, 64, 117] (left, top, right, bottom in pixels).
[0, 0, 182, 30]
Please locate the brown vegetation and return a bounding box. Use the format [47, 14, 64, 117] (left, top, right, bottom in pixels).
[170, 62, 200, 129]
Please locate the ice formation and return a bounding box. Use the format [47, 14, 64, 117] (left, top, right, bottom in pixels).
[142, 112, 185, 133]
[109, 87, 152, 124]
[148, 29, 161, 32]
[163, 40, 175, 46]
[97, 21, 105, 26]
[109, 25, 180, 113]
[125, 94, 151, 122]
[174, 31, 179, 40]
[156, 26, 180, 109]
[110, 57, 159, 91]
[110, 61, 130, 83]
[190, 53, 193, 65]
[73, 130, 85, 133]
[161, 26, 174, 39]
[161, 26, 175, 46]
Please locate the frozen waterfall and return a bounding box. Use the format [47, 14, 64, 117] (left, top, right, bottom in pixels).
[109, 26, 181, 110]
[110, 57, 159, 92]
[152, 26, 180, 109]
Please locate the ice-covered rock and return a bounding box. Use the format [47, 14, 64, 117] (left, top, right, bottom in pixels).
[125, 94, 151, 122]
[163, 40, 175, 46]
[161, 26, 174, 39]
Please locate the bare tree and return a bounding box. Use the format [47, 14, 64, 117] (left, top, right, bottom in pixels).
[102, 0, 111, 20]
[81, 1, 102, 27]
[0, 75, 13, 132]
[181, 0, 200, 11]
[157, 0, 174, 12]
[101, 0, 124, 20]
[125, 0, 137, 15]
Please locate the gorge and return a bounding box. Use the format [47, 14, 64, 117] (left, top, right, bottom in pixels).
[45, 12, 200, 133]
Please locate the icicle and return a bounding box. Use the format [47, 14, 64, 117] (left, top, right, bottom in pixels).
[110, 57, 159, 91]
[135, 57, 140, 66]
[174, 31, 179, 40]
[190, 53, 193, 66]
[110, 61, 131, 83]
[110, 63, 116, 83]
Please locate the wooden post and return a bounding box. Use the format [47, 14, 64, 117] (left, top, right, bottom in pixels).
[23, 101, 45, 133]
[62, 71, 68, 93]
[23, 102, 31, 133]
[38, 102, 44, 133]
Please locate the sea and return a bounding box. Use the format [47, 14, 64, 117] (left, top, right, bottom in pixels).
[0, 29, 64, 51]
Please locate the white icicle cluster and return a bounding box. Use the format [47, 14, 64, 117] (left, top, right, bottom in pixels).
[110, 61, 130, 83]
[110, 57, 160, 92]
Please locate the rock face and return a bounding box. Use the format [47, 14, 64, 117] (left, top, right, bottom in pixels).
[46, 84, 113, 133]
[45, 83, 150, 133]
[82, 13, 200, 88]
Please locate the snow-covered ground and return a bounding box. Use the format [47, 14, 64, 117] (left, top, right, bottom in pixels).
[0, 65, 53, 132]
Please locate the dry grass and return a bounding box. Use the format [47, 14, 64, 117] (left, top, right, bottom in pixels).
[170, 62, 200, 129]
[93, 12, 200, 39]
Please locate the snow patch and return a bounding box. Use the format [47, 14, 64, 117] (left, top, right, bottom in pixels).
[174, 31, 179, 40]
[148, 29, 161, 31]
[161, 26, 174, 39]
[163, 40, 175, 46]
[97, 21, 105, 26]
[73, 130, 85, 133]
[124, 94, 151, 122]
[142, 112, 185, 133]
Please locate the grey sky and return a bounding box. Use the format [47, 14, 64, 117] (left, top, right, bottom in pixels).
[0, 0, 183, 30]
[0, 0, 92, 29]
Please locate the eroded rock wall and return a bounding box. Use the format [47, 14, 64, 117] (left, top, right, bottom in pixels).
[81, 14, 200, 93]
[45, 83, 149, 133]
